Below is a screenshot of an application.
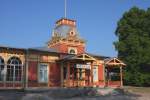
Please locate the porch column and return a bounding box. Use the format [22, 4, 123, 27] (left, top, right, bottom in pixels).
[82, 69, 85, 86]
[60, 62, 64, 87]
[90, 62, 93, 86]
[107, 67, 109, 87]
[67, 62, 70, 87]
[120, 66, 123, 87]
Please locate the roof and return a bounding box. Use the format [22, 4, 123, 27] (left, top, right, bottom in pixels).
[59, 53, 96, 62]
[0, 45, 60, 53]
[87, 52, 110, 60]
[54, 25, 79, 37]
[28, 47, 60, 53]
[0, 45, 26, 51]
[104, 57, 126, 66]
[56, 18, 76, 24]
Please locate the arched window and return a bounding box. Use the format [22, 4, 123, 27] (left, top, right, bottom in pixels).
[7, 57, 22, 81]
[69, 49, 76, 54]
[0, 57, 4, 81]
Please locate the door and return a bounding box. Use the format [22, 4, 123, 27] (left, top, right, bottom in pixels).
[93, 66, 98, 82]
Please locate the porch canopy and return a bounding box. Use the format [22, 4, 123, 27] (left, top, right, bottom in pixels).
[104, 57, 126, 66]
[59, 53, 96, 62]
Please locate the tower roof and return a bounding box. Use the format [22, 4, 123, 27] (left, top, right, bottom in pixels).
[56, 18, 76, 27]
[53, 24, 79, 38]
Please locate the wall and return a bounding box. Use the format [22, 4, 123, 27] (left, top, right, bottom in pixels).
[50, 42, 85, 54]
[27, 51, 61, 87]
[0, 48, 25, 89]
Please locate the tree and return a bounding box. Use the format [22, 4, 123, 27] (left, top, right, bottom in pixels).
[114, 7, 150, 86]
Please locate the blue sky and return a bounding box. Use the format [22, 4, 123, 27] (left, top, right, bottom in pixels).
[0, 0, 150, 57]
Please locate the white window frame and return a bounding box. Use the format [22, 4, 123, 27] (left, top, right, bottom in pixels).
[38, 63, 49, 83]
[6, 57, 22, 82]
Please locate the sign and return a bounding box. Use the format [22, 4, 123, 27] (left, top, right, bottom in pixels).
[76, 64, 91, 69]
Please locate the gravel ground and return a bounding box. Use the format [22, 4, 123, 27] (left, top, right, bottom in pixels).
[0, 88, 149, 100]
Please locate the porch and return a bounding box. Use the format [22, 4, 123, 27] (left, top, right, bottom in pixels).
[104, 58, 126, 87]
[59, 54, 95, 87]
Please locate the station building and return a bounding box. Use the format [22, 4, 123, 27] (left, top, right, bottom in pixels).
[0, 18, 125, 89]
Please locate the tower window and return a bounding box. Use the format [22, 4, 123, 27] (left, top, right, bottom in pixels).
[69, 49, 75, 54]
[68, 47, 77, 54]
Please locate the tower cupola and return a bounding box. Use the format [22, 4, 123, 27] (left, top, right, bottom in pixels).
[47, 18, 86, 54]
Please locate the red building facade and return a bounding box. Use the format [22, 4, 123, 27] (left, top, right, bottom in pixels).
[0, 18, 125, 89]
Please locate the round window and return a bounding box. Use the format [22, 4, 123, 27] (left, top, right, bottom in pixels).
[70, 31, 74, 36]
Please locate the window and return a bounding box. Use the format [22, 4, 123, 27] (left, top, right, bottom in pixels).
[70, 31, 75, 36]
[38, 64, 48, 83]
[69, 49, 76, 54]
[6, 57, 22, 81]
[68, 47, 77, 54]
[0, 57, 4, 81]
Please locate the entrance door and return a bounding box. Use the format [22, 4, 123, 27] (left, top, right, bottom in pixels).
[93, 66, 98, 82]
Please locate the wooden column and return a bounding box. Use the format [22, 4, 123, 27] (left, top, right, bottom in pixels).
[90, 62, 93, 86]
[82, 69, 85, 86]
[120, 66, 123, 87]
[77, 68, 79, 87]
[107, 67, 109, 87]
[67, 62, 70, 87]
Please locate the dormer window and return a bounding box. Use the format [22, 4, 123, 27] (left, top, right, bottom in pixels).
[68, 47, 77, 54]
[69, 49, 75, 54]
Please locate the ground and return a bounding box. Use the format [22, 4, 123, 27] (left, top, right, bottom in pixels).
[0, 86, 149, 100]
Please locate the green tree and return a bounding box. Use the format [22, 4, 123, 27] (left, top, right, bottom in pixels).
[114, 7, 150, 86]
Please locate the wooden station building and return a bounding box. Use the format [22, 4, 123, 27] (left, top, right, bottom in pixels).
[0, 18, 125, 89]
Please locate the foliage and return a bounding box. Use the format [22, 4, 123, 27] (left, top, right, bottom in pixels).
[114, 7, 150, 86]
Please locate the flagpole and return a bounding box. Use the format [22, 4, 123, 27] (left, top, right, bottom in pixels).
[65, 0, 67, 18]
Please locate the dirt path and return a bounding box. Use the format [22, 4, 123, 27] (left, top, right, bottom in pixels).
[0, 87, 149, 100]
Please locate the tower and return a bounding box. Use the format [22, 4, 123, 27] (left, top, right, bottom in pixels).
[47, 18, 86, 54]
